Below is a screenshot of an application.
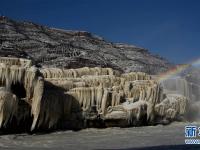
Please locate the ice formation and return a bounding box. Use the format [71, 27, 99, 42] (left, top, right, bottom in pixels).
[0, 57, 188, 132]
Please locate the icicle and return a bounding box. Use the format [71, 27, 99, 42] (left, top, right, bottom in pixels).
[0, 89, 18, 127]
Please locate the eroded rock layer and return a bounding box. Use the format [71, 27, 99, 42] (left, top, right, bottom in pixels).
[0, 57, 187, 132]
[0, 16, 172, 74]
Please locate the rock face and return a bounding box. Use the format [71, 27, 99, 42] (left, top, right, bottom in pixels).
[0, 16, 172, 74]
[0, 57, 187, 132]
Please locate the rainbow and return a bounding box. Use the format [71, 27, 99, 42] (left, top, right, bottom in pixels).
[192, 58, 200, 67]
[157, 58, 200, 82]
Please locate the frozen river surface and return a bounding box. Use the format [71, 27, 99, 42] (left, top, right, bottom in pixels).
[0, 122, 200, 150]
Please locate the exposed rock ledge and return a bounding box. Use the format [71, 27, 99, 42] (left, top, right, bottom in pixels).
[0, 57, 187, 132]
[0, 16, 172, 74]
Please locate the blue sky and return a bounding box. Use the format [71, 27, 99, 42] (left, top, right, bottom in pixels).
[1, 0, 200, 64]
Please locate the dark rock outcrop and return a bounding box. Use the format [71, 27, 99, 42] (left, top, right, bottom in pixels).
[0, 16, 172, 74]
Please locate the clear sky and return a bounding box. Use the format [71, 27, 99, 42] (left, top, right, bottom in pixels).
[1, 0, 200, 64]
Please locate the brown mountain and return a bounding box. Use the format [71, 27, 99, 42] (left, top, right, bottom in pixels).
[0, 16, 172, 74]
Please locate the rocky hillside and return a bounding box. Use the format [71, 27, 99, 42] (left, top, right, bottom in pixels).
[0, 16, 172, 74]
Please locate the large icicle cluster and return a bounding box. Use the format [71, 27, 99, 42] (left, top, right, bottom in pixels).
[155, 94, 187, 121]
[0, 88, 18, 127]
[0, 57, 43, 130]
[0, 57, 188, 132]
[40, 67, 188, 129]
